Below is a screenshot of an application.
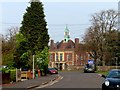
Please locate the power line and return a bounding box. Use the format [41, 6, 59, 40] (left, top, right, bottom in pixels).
[0, 22, 91, 26]
[47, 24, 91, 26]
[0, 22, 21, 24]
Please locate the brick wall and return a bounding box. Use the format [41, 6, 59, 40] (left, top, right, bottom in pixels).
[97, 66, 120, 71]
[65, 66, 120, 71]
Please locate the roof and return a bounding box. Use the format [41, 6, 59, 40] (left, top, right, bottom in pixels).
[49, 38, 87, 54]
[57, 40, 75, 50]
[50, 39, 75, 51]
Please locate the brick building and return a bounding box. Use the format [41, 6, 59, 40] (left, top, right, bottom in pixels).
[49, 26, 90, 70]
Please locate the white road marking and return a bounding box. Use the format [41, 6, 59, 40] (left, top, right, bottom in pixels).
[36, 76, 63, 88]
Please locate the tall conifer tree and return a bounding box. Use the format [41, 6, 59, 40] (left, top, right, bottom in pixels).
[20, 0, 49, 55]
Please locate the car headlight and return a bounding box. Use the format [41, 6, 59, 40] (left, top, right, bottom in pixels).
[105, 80, 110, 86]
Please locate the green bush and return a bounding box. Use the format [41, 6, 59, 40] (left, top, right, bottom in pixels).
[10, 69, 16, 82]
[2, 68, 11, 84]
[0, 67, 2, 71]
[2, 68, 16, 82]
[2, 68, 9, 73]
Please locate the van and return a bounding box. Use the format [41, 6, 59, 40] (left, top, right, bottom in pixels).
[84, 64, 95, 73]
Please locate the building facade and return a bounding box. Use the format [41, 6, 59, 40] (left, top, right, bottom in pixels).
[49, 26, 91, 70]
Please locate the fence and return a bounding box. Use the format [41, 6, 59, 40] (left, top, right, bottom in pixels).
[16, 69, 21, 82]
[16, 69, 41, 81]
[16, 69, 32, 82]
[2, 69, 41, 84]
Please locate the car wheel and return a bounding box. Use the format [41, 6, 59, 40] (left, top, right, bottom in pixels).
[102, 84, 107, 90]
[48, 71, 52, 75]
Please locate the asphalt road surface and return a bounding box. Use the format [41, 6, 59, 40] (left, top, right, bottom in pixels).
[44, 71, 105, 88]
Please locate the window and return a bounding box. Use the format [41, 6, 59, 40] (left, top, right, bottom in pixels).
[56, 53, 58, 61]
[60, 53, 63, 61]
[67, 54, 71, 61]
[80, 55, 83, 60]
[65, 32, 68, 35]
[76, 55, 79, 61]
[50, 54, 53, 61]
[64, 39, 66, 42]
[84, 55, 86, 60]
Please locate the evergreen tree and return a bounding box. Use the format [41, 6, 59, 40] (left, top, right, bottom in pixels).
[20, 0, 49, 55]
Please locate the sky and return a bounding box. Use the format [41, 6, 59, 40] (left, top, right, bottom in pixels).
[0, 0, 118, 42]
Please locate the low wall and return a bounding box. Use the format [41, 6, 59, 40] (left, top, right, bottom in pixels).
[66, 65, 120, 71]
[97, 66, 120, 71]
[66, 66, 84, 71]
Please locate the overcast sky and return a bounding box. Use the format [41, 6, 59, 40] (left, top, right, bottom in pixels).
[0, 0, 118, 42]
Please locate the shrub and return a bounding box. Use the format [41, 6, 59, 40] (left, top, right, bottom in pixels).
[10, 69, 16, 82]
[2, 68, 11, 84]
[2, 68, 16, 83]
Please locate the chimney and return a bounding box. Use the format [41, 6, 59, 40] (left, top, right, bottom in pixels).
[50, 40, 54, 49]
[75, 38, 79, 49]
[75, 38, 79, 44]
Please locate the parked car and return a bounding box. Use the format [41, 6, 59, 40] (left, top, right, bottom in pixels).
[47, 68, 58, 74]
[83, 64, 95, 73]
[102, 69, 120, 90]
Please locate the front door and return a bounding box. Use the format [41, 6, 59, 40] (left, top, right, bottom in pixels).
[60, 63, 62, 70]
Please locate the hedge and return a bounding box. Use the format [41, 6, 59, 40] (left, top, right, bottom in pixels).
[2, 68, 16, 83]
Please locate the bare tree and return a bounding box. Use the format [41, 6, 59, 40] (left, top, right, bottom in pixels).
[83, 9, 118, 66]
[2, 27, 19, 66]
[0, 34, 2, 65]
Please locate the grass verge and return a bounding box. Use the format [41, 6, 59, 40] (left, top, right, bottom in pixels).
[96, 70, 109, 76]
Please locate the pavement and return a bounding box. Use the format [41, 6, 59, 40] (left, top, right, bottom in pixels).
[1, 74, 60, 90]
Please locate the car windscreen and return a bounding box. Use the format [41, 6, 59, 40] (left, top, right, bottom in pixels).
[85, 64, 94, 68]
[107, 71, 120, 78]
[48, 68, 56, 70]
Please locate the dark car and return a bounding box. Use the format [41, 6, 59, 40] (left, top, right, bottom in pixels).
[102, 69, 120, 90]
[47, 68, 58, 74]
[83, 64, 95, 73]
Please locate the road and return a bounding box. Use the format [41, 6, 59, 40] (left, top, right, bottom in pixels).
[41, 71, 105, 88]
